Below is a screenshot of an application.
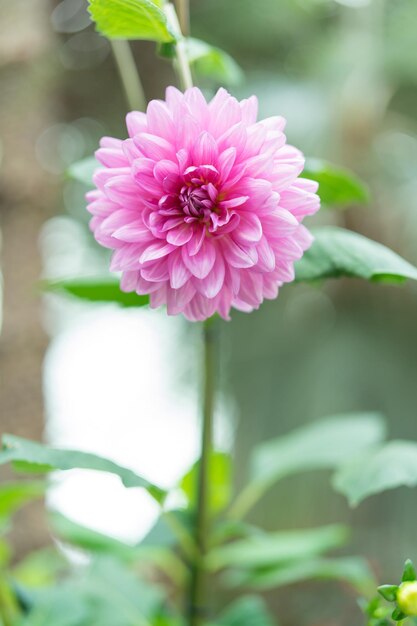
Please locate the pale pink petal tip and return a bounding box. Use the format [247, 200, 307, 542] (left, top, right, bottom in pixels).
[86, 87, 320, 321]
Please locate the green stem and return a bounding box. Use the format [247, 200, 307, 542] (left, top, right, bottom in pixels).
[110, 40, 147, 111]
[164, 3, 193, 91]
[188, 320, 217, 626]
[175, 0, 190, 37]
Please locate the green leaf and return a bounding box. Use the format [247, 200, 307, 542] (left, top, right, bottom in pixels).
[13, 548, 67, 588]
[0, 481, 45, 531]
[378, 585, 399, 602]
[303, 158, 369, 208]
[180, 451, 232, 514]
[72, 556, 165, 626]
[227, 556, 375, 596]
[43, 277, 150, 308]
[230, 413, 385, 520]
[208, 524, 348, 572]
[88, 0, 174, 42]
[251, 412, 385, 486]
[333, 441, 417, 506]
[218, 595, 277, 626]
[0, 434, 165, 504]
[295, 227, 417, 284]
[67, 156, 97, 187]
[15, 555, 168, 626]
[50, 512, 137, 561]
[186, 38, 244, 87]
[403, 559, 417, 582]
[392, 607, 407, 621]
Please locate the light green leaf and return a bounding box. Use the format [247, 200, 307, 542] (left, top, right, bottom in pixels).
[295, 227, 417, 283]
[43, 277, 150, 308]
[88, 0, 174, 42]
[218, 595, 277, 626]
[0, 434, 165, 504]
[49, 512, 188, 584]
[303, 158, 369, 208]
[13, 547, 67, 588]
[208, 524, 348, 572]
[67, 156, 97, 187]
[227, 556, 375, 595]
[50, 512, 137, 561]
[181, 451, 232, 514]
[186, 38, 243, 87]
[0, 481, 45, 531]
[252, 413, 386, 485]
[229, 413, 385, 519]
[333, 441, 417, 506]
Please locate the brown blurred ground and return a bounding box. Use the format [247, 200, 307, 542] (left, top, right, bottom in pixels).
[0, 0, 59, 556]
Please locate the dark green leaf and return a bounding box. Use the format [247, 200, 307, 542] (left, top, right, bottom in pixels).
[303, 158, 369, 208]
[392, 607, 407, 621]
[208, 524, 348, 571]
[0, 434, 165, 504]
[378, 585, 399, 602]
[43, 277, 150, 308]
[180, 451, 232, 513]
[88, 0, 174, 42]
[218, 595, 277, 626]
[295, 227, 417, 283]
[227, 556, 375, 595]
[186, 38, 243, 86]
[333, 441, 417, 506]
[67, 156, 97, 187]
[403, 559, 417, 582]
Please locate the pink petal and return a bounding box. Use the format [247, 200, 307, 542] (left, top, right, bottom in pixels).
[220, 195, 249, 210]
[166, 224, 193, 246]
[233, 213, 263, 244]
[192, 131, 218, 165]
[134, 133, 175, 161]
[166, 281, 196, 315]
[196, 253, 225, 298]
[222, 237, 258, 269]
[187, 227, 206, 256]
[95, 147, 128, 168]
[168, 250, 192, 289]
[240, 95, 258, 124]
[113, 222, 151, 243]
[182, 239, 216, 278]
[126, 111, 147, 137]
[256, 236, 276, 272]
[146, 100, 175, 141]
[140, 241, 175, 264]
[141, 259, 170, 282]
[217, 147, 237, 182]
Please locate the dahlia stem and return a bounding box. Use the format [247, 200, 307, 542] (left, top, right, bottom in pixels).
[110, 40, 147, 111]
[189, 319, 217, 626]
[164, 3, 193, 91]
[175, 0, 190, 37]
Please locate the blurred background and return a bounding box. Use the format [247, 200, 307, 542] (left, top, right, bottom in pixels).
[1, 0, 417, 624]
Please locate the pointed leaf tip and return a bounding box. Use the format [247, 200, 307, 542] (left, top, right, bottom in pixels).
[378, 585, 399, 602]
[403, 559, 417, 582]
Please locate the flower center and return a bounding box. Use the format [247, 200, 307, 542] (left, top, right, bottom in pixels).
[180, 185, 215, 222]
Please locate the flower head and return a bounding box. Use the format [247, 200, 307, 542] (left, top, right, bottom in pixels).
[87, 87, 319, 321]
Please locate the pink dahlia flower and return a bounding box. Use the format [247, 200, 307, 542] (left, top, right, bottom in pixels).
[87, 87, 320, 321]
